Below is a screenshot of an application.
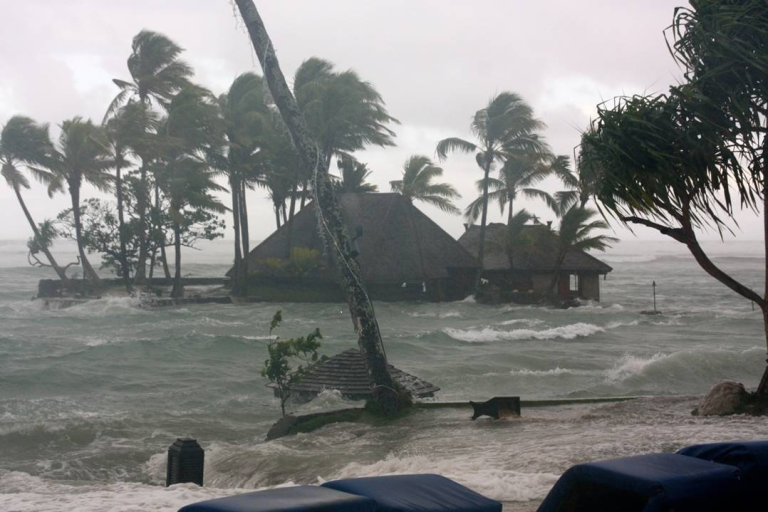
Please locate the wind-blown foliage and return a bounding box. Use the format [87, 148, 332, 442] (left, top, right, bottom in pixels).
[390, 155, 460, 214]
[436, 92, 547, 294]
[45, 117, 113, 282]
[582, 0, 768, 397]
[335, 157, 378, 193]
[547, 206, 617, 300]
[1, 116, 72, 281]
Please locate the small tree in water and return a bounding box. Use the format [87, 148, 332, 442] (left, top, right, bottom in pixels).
[261, 311, 324, 417]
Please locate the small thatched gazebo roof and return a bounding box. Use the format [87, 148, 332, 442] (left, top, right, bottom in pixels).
[271, 349, 440, 400]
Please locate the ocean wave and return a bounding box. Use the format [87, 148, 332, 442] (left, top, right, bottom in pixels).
[509, 367, 590, 377]
[603, 346, 765, 385]
[601, 254, 658, 263]
[497, 318, 543, 326]
[443, 323, 604, 342]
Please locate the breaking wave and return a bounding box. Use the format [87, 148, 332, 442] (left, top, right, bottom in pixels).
[442, 323, 604, 342]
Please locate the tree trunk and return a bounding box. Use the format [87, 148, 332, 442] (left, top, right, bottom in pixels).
[115, 165, 131, 290]
[274, 206, 281, 229]
[70, 185, 100, 283]
[506, 194, 515, 271]
[756, 151, 768, 399]
[231, 175, 243, 296]
[238, 182, 250, 295]
[171, 220, 183, 298]
[14, 185, 70, 283]
[473, 161, 492, 296]
[234, 0, 401, 415]
[156, 183, 172, 280]
[134, 161, 149, 285]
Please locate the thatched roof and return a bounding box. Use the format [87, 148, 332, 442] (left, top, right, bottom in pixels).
[239, 193, 478, 283]
[273, 349, 440, 399]
[458, 223, 613, 274]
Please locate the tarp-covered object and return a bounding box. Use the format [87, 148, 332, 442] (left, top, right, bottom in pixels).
[322, 474, 502, 512]
[178, 486, 375, 512]
[677, 440, 768, 510]
[537, 453, 740, 512]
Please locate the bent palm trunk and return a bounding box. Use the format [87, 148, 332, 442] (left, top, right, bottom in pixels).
[14, 185, 70, 283]
[474, 161, 492, 295]
[115, 166, 131, 290]
[70, 186, 100, 283]
[234, 0, 401, 415]
[134, 162, 149, 285]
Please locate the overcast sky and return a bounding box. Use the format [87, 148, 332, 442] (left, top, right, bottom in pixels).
[0, 0, 761, 244]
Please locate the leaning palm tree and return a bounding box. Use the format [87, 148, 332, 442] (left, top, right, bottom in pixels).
[390, 155, 460, 214]
[335, 157, 378, 193]
[218, 72, 272, 295]
[108, 30, 194, 284]
[436, 92, 546, 294]
[46, 118, 113, 283]
[546, 206, 617, 302]
[1, 116, 70, 282]
[155, 85, 227, 297]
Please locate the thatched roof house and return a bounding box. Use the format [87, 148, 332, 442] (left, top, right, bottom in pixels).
[269, 349, 440, 400]
[239, 193, 478, 301]
[459, 223, 613, 301]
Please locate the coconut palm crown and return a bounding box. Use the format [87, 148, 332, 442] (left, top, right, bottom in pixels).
[390, 155, 460, 214]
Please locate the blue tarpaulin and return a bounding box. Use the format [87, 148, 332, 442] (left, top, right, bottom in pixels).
[678, 440, 768, 510]
[323, 474, 502, 512]
[536, 452, 741, 512]
[177, 486, 376, 512]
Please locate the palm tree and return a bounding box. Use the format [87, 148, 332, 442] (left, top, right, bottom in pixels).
[218, 72, 272, 294]
[155, 85, 226, 297]
[436, 92, 546, 294]
[46, 118, 113, 283]
[291, 57, 398, 204]
[390, 155, 460, 214]
[108, 30, 194, 284]
[1, 116, 70, 282]
[546, 206, 617, 302]
[336, 157, 378, 193]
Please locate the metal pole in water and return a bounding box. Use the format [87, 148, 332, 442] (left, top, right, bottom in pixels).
[652, 281, 657, 313]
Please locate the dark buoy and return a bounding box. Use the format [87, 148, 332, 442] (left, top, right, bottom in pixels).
[166, 438, 204, 487]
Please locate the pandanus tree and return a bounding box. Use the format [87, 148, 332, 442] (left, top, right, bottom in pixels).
[436, 92, 546, 294]
[156, 85, 226, 298]
[218, 72, 272, 295]
[581, 0, 768, 398]
[335, 157, 378, 193]
[108, 30, 193, 284]
[1, 116, 71, 282]
[46, 118, 112, 283]
[390, 155, 460, 214]
[234, 0, 403, 415]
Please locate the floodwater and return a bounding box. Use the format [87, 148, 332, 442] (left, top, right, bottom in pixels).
[0, 238, 766, 511]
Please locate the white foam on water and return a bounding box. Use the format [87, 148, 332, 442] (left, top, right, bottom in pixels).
[0, 470, 252, 512]
[509, 367, 593, 377]
[604, 353, 669, 383]
[497, 318, 543, 326]
[331, 453, 558, 503]
[408, 310, 462, 319]
[443, 323, 604, 342]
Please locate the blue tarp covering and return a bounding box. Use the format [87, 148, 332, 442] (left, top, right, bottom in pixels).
[537, 452, 740, 512]
[678, 440, 768, 510]
[323, 474, 502, 512]
[178, 486, 376, 512]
